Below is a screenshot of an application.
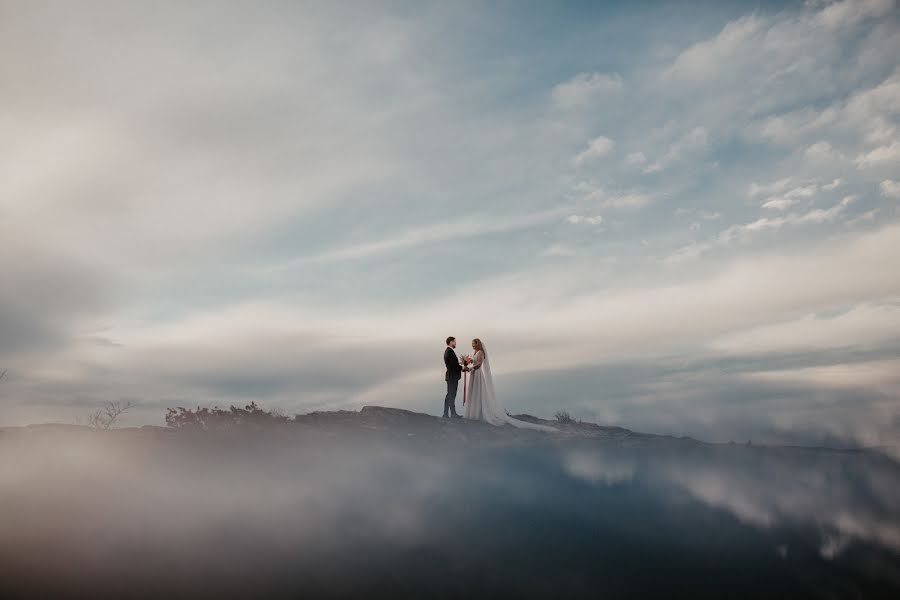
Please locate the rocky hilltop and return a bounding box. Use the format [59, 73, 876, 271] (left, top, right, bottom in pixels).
[2, 405, 681, 449]
[294, 405, 652, 445]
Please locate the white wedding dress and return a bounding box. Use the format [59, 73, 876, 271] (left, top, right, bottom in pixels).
[463, 342, 556, 432]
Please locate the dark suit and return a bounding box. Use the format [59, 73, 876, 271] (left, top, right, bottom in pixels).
[443, 346, 463, 417]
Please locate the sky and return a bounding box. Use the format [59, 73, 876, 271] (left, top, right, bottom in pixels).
[1, 0, 899, 447]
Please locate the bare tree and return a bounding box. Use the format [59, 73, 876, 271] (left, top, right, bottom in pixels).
[88, 400, 135, 430]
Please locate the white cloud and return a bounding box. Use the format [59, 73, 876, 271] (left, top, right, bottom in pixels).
[753, 179, 840, 210]
[570, 181, 605, 202]
[540, 244, 576, 258]
[843, 73, 900, 133]
[755, 70, 900, 148]
[661, 15, 765, 84]
[54, 222, 900, 407]
[625, 151, 646, 166]
[761, 184, 818, 210]
[643, 127, 709, 173]
[574, 136, 615, 165]
[551, 72, 623, 107]
[566, 214, 603, 225]
[746, 358, 900, 391]
[600, 193, 652, 210]
[805, 141, 842, 161]
[749, 178, 793, 197]
[709, 301, 900, 354]
[856, 141, 900, 168]
[816, 0, 896, 30]
[676, 195, 860, 257]
[761, 197, 799, 211]
[848, 209, 879, 225]
[264, 207, 569, 269]
[881, 179, 900, 197]
[570, 182, 652, 210]
[757, 109, 836, 146]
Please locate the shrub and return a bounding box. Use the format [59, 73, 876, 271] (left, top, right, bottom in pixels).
[554, 410, 574, 424]
[165, 402, 289, 431]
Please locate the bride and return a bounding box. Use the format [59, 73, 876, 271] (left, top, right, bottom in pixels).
[462, 339, 556, 432]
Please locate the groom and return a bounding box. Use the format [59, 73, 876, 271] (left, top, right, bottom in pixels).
[443, 336, 466, 419]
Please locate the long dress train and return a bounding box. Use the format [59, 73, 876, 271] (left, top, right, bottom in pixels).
[463, 343, 556, 432]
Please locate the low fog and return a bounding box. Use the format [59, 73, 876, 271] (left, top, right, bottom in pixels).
[2, 415, 898, 598]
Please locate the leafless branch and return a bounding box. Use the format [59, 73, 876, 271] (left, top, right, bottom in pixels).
[88, 400, 136, 430]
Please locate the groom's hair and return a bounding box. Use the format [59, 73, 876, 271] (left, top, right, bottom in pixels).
[446, 336, 455, 345]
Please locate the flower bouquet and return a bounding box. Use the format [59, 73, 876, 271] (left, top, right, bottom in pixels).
[461, 355, 473, 405]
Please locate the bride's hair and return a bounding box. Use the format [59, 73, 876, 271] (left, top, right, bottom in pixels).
[471, 338, 484, 353]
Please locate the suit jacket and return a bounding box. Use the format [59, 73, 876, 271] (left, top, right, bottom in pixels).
[444, 347, 462, 382]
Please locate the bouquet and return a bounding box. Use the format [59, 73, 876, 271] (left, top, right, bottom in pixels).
[461, 354, 473, 405]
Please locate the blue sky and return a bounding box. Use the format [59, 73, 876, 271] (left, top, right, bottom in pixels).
[1, 0, 899, 448]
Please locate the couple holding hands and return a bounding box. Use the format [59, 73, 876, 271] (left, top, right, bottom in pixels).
[442, 336, 555, 431]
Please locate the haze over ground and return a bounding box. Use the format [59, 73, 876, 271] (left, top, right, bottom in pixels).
[2, 410, 899, 598]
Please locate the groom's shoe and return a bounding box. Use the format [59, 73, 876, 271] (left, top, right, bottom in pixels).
[451, 413, 463, 419]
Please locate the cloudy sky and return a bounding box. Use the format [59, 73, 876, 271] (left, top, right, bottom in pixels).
[1, 0, 899, 446]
